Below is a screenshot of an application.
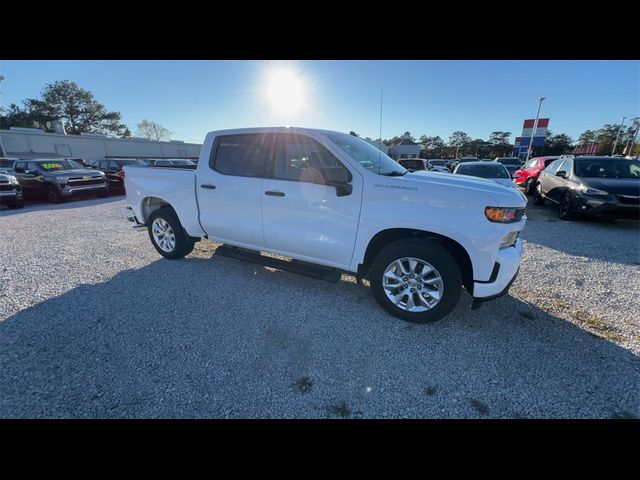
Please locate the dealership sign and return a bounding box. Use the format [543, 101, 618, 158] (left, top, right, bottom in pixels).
[513, 118, 550, 156]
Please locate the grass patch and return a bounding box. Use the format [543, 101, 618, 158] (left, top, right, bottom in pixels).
[468, 398, 490, 415]
[425, 386, 437, 396]
[570, 307, 625, 343]
[326, 401, 351, 418]
[294, 376, 313, 394]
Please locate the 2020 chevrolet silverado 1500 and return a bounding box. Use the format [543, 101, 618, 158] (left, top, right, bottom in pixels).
[125, 127, 527, 323]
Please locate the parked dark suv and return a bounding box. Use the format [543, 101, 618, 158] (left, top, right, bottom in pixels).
[12, 159, 108, 203]
[534, 155, 640, 220]
[0, 172, 24, 208]
[94, 159, 146, 192]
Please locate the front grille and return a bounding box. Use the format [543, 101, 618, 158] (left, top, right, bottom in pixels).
[67, 178, 105, 187]
[0, 183, 17, 192]
[616, 194, 640, 205]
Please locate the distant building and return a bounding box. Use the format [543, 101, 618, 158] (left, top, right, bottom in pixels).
[362, 138, 389, 155]
[388, 138, 420, 160]
[0, 127, 201, 162]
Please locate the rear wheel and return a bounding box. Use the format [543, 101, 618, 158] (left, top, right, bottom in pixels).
[370, 239, 462, 323]
[7, 201, 24, 209]
[147, 207, 195, 259]
[558, 191, 575, 220]
[533, 183, 545, 205]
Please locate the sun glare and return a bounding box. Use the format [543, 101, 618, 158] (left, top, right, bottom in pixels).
[266, 69, 304, 113]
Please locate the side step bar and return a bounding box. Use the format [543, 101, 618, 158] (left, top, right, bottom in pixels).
[215, 245, 343, 283]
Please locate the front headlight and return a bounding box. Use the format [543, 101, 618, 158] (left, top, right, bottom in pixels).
[8, 177, 19, 185]
[576, 184, 608, 196]
[56, 177, 69, 184]
[485, 207, 526, 223]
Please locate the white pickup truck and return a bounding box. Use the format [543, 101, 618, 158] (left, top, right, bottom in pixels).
[125, 127, 527, 323]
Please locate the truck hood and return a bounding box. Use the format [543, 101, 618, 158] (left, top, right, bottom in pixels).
[42, 169, 103, 178]
[405, 171, 527, 207]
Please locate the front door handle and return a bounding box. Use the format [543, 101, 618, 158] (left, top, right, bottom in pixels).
[265, 190, 285, 197]
[201, 184, 216, 190]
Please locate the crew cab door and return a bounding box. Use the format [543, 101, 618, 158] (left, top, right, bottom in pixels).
[261, 133, 362, 269]
[196, 133, 267, 247]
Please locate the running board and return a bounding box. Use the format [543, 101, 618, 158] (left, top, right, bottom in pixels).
[215, 245, 343, 283]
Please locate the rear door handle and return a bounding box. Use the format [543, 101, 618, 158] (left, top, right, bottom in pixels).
[265, 190, 285, 197]
[201, 184, 216, 189]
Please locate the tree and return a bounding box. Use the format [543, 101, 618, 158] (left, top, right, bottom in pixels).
[448, 131, 471, 147]
[137, 119, 171, 141]
[401, 131, 416, 141]
[349, 131, 359, 137]
[418, 135, 446, 157]
[384, 135, 402, 146]
[577, 129, 597, 145]
[488, 131, 511, 146]
[545, 133, 574, 155]
[4, 80, 130, 137]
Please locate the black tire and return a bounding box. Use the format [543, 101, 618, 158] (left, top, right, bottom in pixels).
[533, 183, 545, 205]
[147, 206, 195, 259]
[46, 185, 63, 204]
[558, 191, 575, 221]
[7, 202, 24, 209]
[370, 238, 462, 324]
[524, 178, 534, 196]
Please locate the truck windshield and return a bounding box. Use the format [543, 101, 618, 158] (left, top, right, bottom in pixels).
[325, 133, 406, 176]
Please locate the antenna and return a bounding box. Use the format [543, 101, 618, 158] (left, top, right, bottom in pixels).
[378, 88, 383, 174]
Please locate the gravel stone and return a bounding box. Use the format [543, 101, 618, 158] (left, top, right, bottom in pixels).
[0, 195, 638, 418]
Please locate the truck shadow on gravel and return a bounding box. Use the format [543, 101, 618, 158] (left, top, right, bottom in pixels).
[1, 251, 638, 419]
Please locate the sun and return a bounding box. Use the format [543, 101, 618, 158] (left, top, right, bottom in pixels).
[266, 68, 305, 113]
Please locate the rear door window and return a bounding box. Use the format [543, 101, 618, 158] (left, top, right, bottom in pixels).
[212, 134, 269, 178]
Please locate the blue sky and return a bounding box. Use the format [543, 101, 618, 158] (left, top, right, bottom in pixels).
[0, 60, 638, 144]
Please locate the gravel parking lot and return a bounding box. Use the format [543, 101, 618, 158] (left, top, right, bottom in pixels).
[1, 195, 639, 418]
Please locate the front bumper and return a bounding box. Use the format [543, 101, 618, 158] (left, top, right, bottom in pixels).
[573, 194, 639, 219]
[472, 238, 522, 301]
[60, 183, 108, 196]
[0, 189, 23, 204]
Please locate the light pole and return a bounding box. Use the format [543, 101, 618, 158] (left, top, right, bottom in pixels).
[525, 96, 545, 163]
[611, 116, 626, 156]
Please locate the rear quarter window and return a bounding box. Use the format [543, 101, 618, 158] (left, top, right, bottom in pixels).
[211, 134, 268, 178]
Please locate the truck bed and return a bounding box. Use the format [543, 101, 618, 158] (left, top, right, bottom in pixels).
[124, 165, 206, 237]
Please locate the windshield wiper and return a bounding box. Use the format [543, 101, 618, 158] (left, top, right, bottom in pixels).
[380, 171, 407, 177]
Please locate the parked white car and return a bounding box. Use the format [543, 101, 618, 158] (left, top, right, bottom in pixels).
[125, 127, 527, 323]
[453, 161, 518, 189]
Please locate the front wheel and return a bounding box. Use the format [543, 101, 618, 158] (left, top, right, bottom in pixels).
[524, 178, 535, 196]
[46, 185, 63, 204]
[370, 239, 462, 323]
[558, 191, 575, 220]
[147, 207, 195, 259]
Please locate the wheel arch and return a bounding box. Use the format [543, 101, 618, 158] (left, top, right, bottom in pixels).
[140, 196, 175, 224]
[358, 228, 474, 295]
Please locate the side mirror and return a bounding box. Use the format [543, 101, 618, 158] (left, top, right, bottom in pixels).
[555, 170, 567, 178]
[321, 167, 353, 197]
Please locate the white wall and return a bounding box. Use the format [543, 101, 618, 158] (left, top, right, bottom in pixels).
[0, 129, 201, 161]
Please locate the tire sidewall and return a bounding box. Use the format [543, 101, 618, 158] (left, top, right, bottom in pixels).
[147, 207, 194, 259]
[370, 239, 462, 323]
[558, 192, 573, 220]
[533, 184, 544, 205]
[46, 184, 62, 203]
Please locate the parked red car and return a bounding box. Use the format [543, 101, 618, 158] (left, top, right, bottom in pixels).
[513, 156, 561, 195]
